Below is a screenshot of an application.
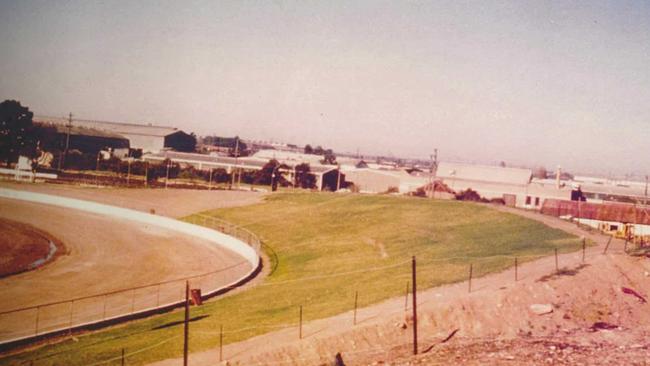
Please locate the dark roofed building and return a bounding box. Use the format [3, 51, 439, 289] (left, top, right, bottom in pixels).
[35, 116, 194, 153]
[35, 122, 129, 154]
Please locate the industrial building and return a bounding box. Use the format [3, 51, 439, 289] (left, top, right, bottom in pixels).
[35, 122, 130, 155]
[35, 116, 194, 153]
[143, 151, 341, 191]
[341, 168, 427, 194]
[436, 162, 572, 208]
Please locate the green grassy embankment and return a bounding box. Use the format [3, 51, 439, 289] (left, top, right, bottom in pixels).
[1, 193, 581, 365]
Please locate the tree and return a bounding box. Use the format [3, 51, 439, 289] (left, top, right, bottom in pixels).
[0, 100, 36, 165]
[314, 145, 324, 155]
[294, 163, 316, 189]
[304, 144, 313, 154]
[254, 159, 289, 190]
[320, 149, 337, 165]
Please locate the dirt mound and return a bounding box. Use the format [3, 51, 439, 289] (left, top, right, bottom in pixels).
[0, 218, 64, 277]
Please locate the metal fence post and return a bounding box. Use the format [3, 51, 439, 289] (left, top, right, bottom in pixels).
[103, 294, 108, 320]
[299, 305, 303, 340]
[156, 284, 161, 307]
[183, 281, 190, 366]
[131, 288, 136, 314]
[68, 300, 74, 335]
[219, 324, 223, 362]
[468, 263, 473, 293]
[34, 306, 40, 336]
[514, 257, 518, 282]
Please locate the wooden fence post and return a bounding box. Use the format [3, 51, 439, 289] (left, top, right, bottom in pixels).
[514, 257, 518, 282]
[299, 305, 303, 340]
[219, 324, 223, 362]
[468, 264, 473, 293]
[412, 256, 418, 355]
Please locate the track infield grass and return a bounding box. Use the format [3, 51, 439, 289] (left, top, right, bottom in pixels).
[1, 193, 583, 365]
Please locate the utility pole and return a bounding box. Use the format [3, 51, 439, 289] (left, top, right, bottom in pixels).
[643, 175, 648, 210]
[61, 112, 73, 170]
[231, 138, 240, 189]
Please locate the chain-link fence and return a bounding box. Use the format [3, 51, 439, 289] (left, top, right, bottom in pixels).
[0, 216, 261, 347]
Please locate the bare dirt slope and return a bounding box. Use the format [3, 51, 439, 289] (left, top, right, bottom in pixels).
[0, 181, 264, 218]
[151, 208, 650, 366]
[0, 218, 62, 277]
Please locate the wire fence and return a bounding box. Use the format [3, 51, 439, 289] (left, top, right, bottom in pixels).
[7, 227, 629, 366]
[0, 216, 261, 347]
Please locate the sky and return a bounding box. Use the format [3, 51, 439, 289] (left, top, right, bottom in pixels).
[1, 0, 649, 178]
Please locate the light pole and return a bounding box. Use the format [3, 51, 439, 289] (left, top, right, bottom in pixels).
[58, 112, 73, 170]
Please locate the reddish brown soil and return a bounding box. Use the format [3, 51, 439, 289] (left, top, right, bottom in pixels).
[0, 218, 64, 277]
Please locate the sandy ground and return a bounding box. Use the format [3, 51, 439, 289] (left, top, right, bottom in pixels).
[0, 183, 264, 343]
[150, 207, 650, 366]
[0, 181, 264, 218]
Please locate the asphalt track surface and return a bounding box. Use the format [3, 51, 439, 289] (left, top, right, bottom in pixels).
[0, 192, 255, 343]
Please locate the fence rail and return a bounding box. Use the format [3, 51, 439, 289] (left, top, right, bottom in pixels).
[0, 215, 262, 349]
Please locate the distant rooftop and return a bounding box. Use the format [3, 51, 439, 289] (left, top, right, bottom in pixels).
[437, 162, 532, 186]
[34, 115, 180, 137]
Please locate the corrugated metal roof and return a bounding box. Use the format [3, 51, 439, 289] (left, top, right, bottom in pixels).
[35, 116, 179, 137]
[35, 122, 129, 140]
[145, 151, 337, 174]
[541, 199, 650, 225]
[437, 162, 532, 186]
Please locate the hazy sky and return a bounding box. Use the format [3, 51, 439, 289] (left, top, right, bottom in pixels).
[1, 1, 649, 177]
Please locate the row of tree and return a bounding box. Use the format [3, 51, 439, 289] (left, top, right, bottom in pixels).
[304, 144, 337, 165]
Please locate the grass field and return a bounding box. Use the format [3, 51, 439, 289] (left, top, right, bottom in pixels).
[1, 193, 582, 366]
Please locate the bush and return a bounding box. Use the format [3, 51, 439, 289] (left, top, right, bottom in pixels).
[384, 186, 399, 194]
[455, 188, 488, 202]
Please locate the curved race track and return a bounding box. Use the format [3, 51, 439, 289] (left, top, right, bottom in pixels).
[0, 195, 254, 343]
